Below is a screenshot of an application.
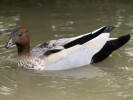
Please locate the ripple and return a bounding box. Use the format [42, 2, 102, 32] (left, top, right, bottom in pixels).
[65, 21, 74, 25]
[54, 33, 74, 38]
[0, 15, 20, 33]
[51, 20, 75, 32]
[125, 47, 133, 57]
[33, 65, 107, 79]
[121, 66, 133, 71]
[0, 86, 14, 95]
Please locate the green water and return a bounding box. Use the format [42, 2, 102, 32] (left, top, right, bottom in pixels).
[0, 0, 133, 100]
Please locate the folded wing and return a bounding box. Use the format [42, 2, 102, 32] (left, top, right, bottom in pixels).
[31, 26, 114, 61]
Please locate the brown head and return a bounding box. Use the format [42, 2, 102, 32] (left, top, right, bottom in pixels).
[5, 26, 30, 56]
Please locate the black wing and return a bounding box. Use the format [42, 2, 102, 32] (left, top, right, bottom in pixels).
[43, 26, 115, 56]
[64, 26, 114, 49]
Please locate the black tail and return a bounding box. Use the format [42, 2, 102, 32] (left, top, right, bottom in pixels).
[91, 34, 131, 63]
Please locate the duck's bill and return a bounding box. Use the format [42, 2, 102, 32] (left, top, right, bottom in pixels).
[5, 38, 14, 49]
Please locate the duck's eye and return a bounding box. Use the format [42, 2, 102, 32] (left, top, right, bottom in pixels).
[19, 33, 22, 36]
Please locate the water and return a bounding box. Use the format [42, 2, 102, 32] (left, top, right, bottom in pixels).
[0, 0, 133, 100]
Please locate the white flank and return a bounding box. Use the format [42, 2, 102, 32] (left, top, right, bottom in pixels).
[44, 46, 94, 70]
[45, 45, 82, 65]
[44, 33, 110, 70]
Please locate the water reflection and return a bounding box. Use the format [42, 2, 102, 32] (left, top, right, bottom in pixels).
[33, 65, 107, 78]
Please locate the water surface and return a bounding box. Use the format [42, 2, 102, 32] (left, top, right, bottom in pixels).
[0, 0, 133, 100]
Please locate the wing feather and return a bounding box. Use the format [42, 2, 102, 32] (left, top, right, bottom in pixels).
[31, 26, 114, 58]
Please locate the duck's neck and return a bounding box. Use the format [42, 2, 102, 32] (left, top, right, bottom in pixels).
[17, 44, 31, 57]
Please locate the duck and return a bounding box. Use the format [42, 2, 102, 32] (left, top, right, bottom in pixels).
[5, 26, 130, 70]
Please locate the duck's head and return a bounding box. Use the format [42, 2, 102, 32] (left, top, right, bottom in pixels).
[5, 26, 30, 55]
[5, 26, 30, 49]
